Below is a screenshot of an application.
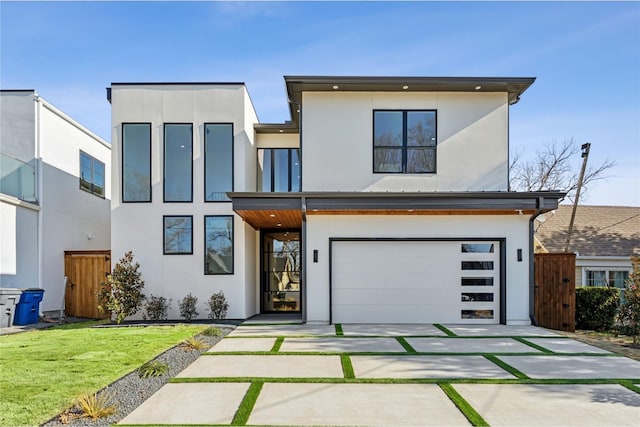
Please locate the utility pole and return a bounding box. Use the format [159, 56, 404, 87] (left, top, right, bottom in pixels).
[564, 143, 590, 252]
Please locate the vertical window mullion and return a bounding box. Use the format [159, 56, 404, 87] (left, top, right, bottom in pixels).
[288, 149, 292, 192]
[402, 111, 408, 173]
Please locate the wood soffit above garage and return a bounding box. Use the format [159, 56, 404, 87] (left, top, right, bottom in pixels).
[229, 192, 565, 229]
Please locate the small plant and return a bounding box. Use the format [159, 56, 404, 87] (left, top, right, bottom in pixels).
[137, 360, 170, 378]
[75, 390, 117, 420]
[575, 287, 619, 331]
[180, 336, 209, 351]
[142, 294, 171, 321]
[98, 251, 145, 324]
[179, 293, 199, 321]
[207, 291, 229, 320]
[617, 255, 640, 346]
[201, 326, 222, 337]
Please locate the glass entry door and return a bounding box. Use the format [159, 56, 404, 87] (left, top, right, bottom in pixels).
[262, 230, 301, 312]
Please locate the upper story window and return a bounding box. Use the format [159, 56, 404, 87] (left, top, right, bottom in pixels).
[205, 124, 233, 202]
[373, 110, 437, 174]
[79, 151, 105, 198]
[258, 148, 301, 192]
[122, 123, 151, 202]
[164, 124, 193, 202]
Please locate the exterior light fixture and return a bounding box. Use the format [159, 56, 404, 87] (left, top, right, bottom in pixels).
[332, 85, 339, 90]
[402, 85, 409, 90]
[474, 86, 482, 90]
[279, 129, 284, 133]
[269, 214, 276, 217]
[276, 223, 282, 227]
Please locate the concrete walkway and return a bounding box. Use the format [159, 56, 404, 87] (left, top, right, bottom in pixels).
[119, 323, 640, 426]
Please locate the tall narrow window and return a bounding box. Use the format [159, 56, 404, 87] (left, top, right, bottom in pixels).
[79, 151, 105, 198]
[205, 124, 233, 202]
[205, 216, 234, 274]
[373, 110, 436, 173]
[163, 216, 193, 255]
[122, 123, 151, 202]
[164, 124, 193, 202]
[258, 148, 301, 192]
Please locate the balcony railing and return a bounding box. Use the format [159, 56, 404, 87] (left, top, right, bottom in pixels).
[0, 153, 37, 203]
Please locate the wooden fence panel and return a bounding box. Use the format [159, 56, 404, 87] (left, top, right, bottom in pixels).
[64, 251, 111, 319]
[534, 253, 576, 332]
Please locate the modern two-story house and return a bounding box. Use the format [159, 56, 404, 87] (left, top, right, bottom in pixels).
[0, 90, 111, 314]
[108, 76, 563, 325]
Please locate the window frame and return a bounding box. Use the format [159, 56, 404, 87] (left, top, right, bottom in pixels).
[122, 122, 152, 203]
[163, 123, 193, 203]
[163, 215, 193, 255]
[585, 268, 630, 288]
[257, 148, 301, 192]
[204, 215, 234, 275]
[79, 150, 105, 198]
[204, 123, 234, 203]
[372, 109, 437, 174]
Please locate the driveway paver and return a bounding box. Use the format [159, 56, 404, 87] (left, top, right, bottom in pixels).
[340, 323, 448, 336]
[498, 355, 640, 379]
[279, 337, 405, 352]
[249, 383, 470, 426]
[351, 355, 515, 378]
[117, 383, 249, 425]
[444, 324, 560, 336]
[524, 337, 613, 353]
[406, 337, 540, 353]
[229, 324, 335, 336]
[454, 383, 640, 426]
[176, 355, 344, 378]
[206, 337, 276, 352]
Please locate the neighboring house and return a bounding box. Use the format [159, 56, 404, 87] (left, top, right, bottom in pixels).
[107, 76, 562, 325]
[535, 205, 640, 289]
[0, 90, 111, 314]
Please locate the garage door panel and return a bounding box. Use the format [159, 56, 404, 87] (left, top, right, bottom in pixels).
[332, 240, 500, 324]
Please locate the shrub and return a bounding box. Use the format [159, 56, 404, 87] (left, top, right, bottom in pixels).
[98, 251, 145, 324]
[575, 286, 619, 331]
[617, 255, 640, 346]
[201, 326, 222, 337]
[207, 291, 229, 320]
[179, 293, 199, 321]
[75, 390, 116, 420]
[137, 360, 170, 378]
[180, 337, 209, 351]
[143, 294, 171, 321]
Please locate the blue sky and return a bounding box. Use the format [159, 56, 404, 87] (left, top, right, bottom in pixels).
[1, 1, 638, 206]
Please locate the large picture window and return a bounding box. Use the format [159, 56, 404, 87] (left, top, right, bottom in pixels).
[79, 151, 105, 198]
[258, 148, 301, 192]
[373, 110, 436, 173]
[205, 216, 234, 274]
[122, 123, 151, 202]
[163, 216, 193, 255]
[205, 123, 233, 202]
[164, 124, 193, 202]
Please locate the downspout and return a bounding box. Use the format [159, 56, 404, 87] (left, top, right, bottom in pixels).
[34, 93, 44, 293]
[301, 196, 307, 323]
[528, 196, 544, 325]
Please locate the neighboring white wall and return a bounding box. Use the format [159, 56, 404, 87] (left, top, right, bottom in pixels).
[0, 198, 38, 287]
[37, 101, 112, 311]
[110, 85, 259, 319]
[301, 91, 509, 192]
[305, 214, 531, 325]
[575, 256, 632, 287]
[0, 91, 36, 162]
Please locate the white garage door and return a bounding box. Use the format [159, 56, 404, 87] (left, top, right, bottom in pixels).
[331, 240, 500, 324]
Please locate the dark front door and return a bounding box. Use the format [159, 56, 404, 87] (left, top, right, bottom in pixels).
[262, 230, 301, 313]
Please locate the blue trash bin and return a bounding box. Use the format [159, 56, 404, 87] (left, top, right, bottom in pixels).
[13, 288, 45, 325]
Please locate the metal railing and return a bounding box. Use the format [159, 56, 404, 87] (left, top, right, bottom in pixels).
[0, 153, 37, 203]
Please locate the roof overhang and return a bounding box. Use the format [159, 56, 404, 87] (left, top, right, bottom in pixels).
[283, 76, 536, 128]
[230, 191, 563, 230]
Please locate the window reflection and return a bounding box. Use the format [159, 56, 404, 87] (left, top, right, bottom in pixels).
[258, 148, 301, 192]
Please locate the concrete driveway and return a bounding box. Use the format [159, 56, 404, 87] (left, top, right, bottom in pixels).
[118, 323, 640, 426]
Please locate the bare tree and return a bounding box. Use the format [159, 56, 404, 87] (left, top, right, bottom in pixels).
[510, 138, 616, 202]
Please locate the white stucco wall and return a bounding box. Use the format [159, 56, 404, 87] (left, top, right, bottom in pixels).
[304, 214, 531, 325]
[38, 102, 112, 311]
[110, 85, 259, 319]
[0, 91, 36, 163]
[301, 91, 509, 192]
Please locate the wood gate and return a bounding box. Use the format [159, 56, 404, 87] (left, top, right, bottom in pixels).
[534, 253, 576, 332]
[64, 250, 111, 319]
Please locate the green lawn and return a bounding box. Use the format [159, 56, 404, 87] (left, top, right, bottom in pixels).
[0, 321, 207, 426]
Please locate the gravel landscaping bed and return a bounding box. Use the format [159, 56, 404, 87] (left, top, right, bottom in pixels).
[42, 325, 235, 427]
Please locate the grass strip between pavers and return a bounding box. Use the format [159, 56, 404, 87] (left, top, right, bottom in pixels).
[439, 383, 489, 427]
[396, 337, 418, 353]
[620, 381, 640, 394]
[484, 354, 529, 379]
[170, 377, 640, 385]
[200, 350, 618, 357]
[270, 337, 284, 352]
[341, 354, 355, 379]
[231, 381, 264, 426]
[434, 324, 457, 336]
[513, 337, 555, 353]
[335, 323, 344, 335]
